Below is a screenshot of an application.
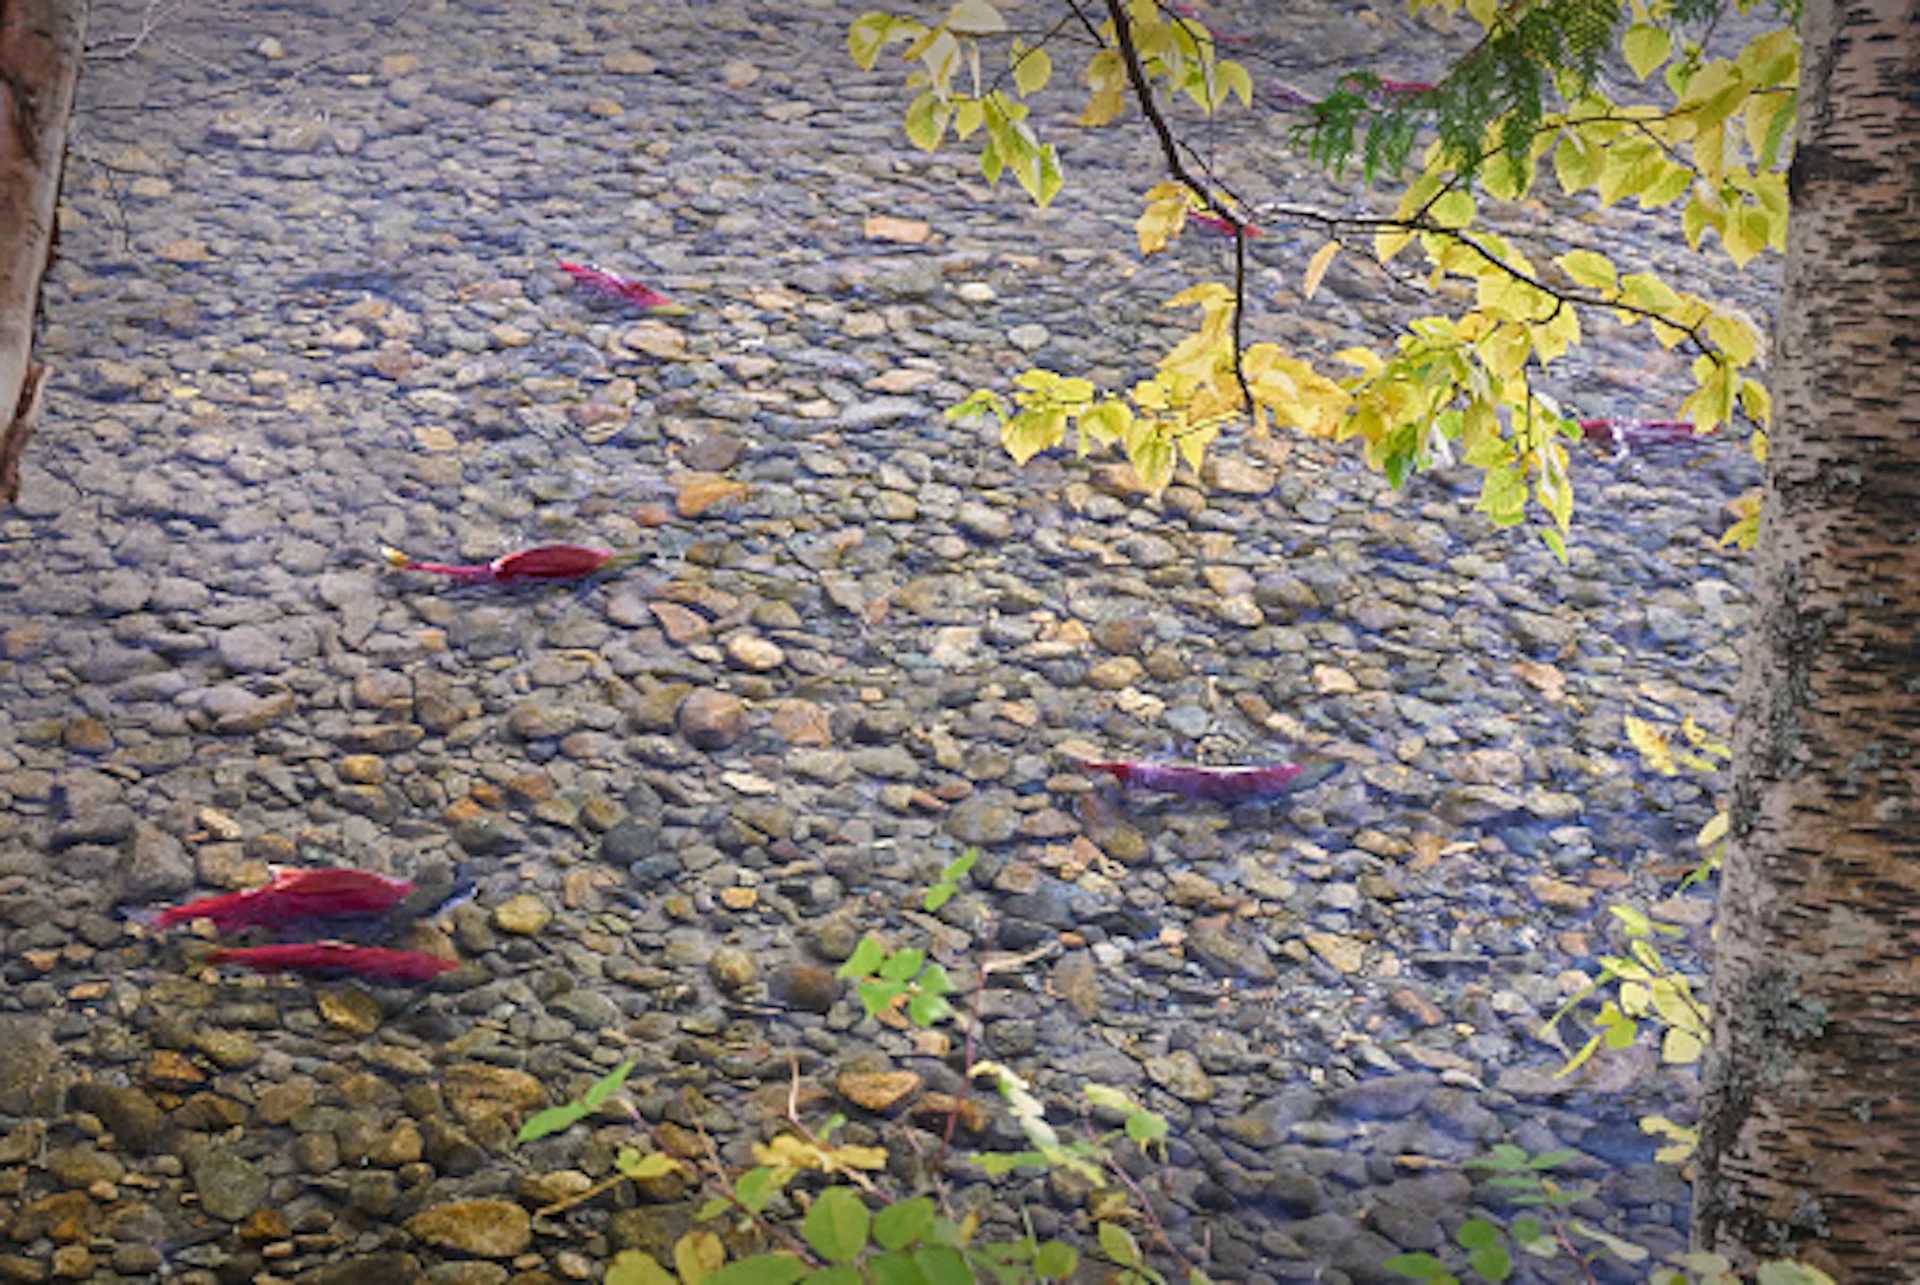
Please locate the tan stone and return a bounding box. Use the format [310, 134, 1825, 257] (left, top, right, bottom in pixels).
[837, 1070, 922, 1112]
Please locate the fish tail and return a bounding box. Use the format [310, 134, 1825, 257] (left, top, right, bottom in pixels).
[1282, 760, 1342, 793]
[1081, 760, 1133, 785]
[122, 905, 169, 930]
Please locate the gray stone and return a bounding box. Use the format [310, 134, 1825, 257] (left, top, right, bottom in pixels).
[1330, 1073, 1437, 1120]
[0, 1016, 64, 1116]
[184, 1141, 269, 1221]
[216, 624, 285, 673]
[943, 794, 1019, 845]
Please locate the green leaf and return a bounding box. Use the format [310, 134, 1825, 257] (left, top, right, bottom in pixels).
[803, 1187, 871, 1263]
[856, 978, 909, 1020]
[921, 883, 956, 913]
[879, 947, 926, 983]
[866, 1250, 929, 1285]
[974, 1148, 1049, 1175]
[1033, 1240, 1078, 1279]
[1468, 1243, 1512, 1280]
[1568, 1220, 1649, 1263]
[911, 1246, 972, 1285]
[1098, 1223, 1142, 1268]
[1125, 1109, 1169, 1148]
[1466, 1145, 1530, 1171]
[1456, 1220, 1499, 1250]
[1383, 1253, 1453, 1281]
[873, 1197, 935, 1251]
[867, 1250, 931, 1285]
[608, 1250, 679, 1285]
[906, 991, 952, 1026]
[803, 1269, 863, 1285]
[733, 1166, 784, 1215]
[838, 937, 887, 980]
[583, 1060, 637, 1109]
[515, 1102, 586, 1145]
[1755, 1264, 1839, 1285]
[705, 1258, 810, 1285]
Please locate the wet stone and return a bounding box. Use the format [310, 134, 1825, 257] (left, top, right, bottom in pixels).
[678, 688, 748, 750]
[184, 1141, 268, 1222]
[404, 1199, 532, 1258]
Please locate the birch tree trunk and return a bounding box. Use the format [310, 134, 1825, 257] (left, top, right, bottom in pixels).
[0, 0, 85, 502]
[1691, 0, 1920, 1273]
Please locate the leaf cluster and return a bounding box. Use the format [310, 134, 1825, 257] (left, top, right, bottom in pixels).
[1546, 904, 1711, 1075]
[850, 0, 1794, 549]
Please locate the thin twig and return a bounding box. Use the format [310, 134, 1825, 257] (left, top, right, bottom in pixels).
[932, 913, 997, 1175]
[1097, 1127, 1206, 1280]
[1099, 0, 1255, 416]
[627, 1102, 820, 1266]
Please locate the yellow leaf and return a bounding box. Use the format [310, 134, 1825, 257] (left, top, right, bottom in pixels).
[1621, 23, 1671, 81]
[1136, 198, 1186, 255]
[953, 97, 984, 139]
[1332, 346, 1383, 375]
[606, 1250, 678, 1285]
[1738, 378, 1772, 428]
[903, 90, 948, 152]
[1217, 59, 1254, 108]
[673, 1231, 726, 1285]
[1302, 241, 1339, 300]
[1011, 42, 1051, 95]
[1554, 130, 1605, 193]
[1662, 1026, 1705, 1065]
[1697, 811, 1730, 848]
[1680, 715, 1732, 758]
[944, 0, 1006, 36]
[1429, 190, 1476, 229]
[675, 475, 750, 518]
[822, 1143, 890, 1171]
[1077, 85, 1125, 127]
[1374, 227, 1415, 264]
[621, 1150, 682, 1180]
[1624, 715, 1679, 776]
[1556, 249, 1617, 292]
[1705, 314, 1759, 365]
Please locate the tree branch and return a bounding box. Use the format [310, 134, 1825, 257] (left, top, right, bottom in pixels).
[1099, 0, 1255, 418]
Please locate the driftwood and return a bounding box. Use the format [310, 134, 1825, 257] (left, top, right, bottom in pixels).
[0, 0, 85, 503]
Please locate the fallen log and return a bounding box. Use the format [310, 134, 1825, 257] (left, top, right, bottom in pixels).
[0, 0, 86, 503]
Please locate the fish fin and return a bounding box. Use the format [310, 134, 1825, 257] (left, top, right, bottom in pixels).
[1286, 760, 1343, 792]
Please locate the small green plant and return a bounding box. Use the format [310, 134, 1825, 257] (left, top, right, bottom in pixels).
[1386, 1145, 1649, 1284]
[836, 937, 960, 1028]
[518, 850, 1210, 1285]
[1652, 1255, 1837, 1285]
[922, 848, 978, 913]
[1549, 904, 1711, 1075]
[515, 1059, 636, 1144]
